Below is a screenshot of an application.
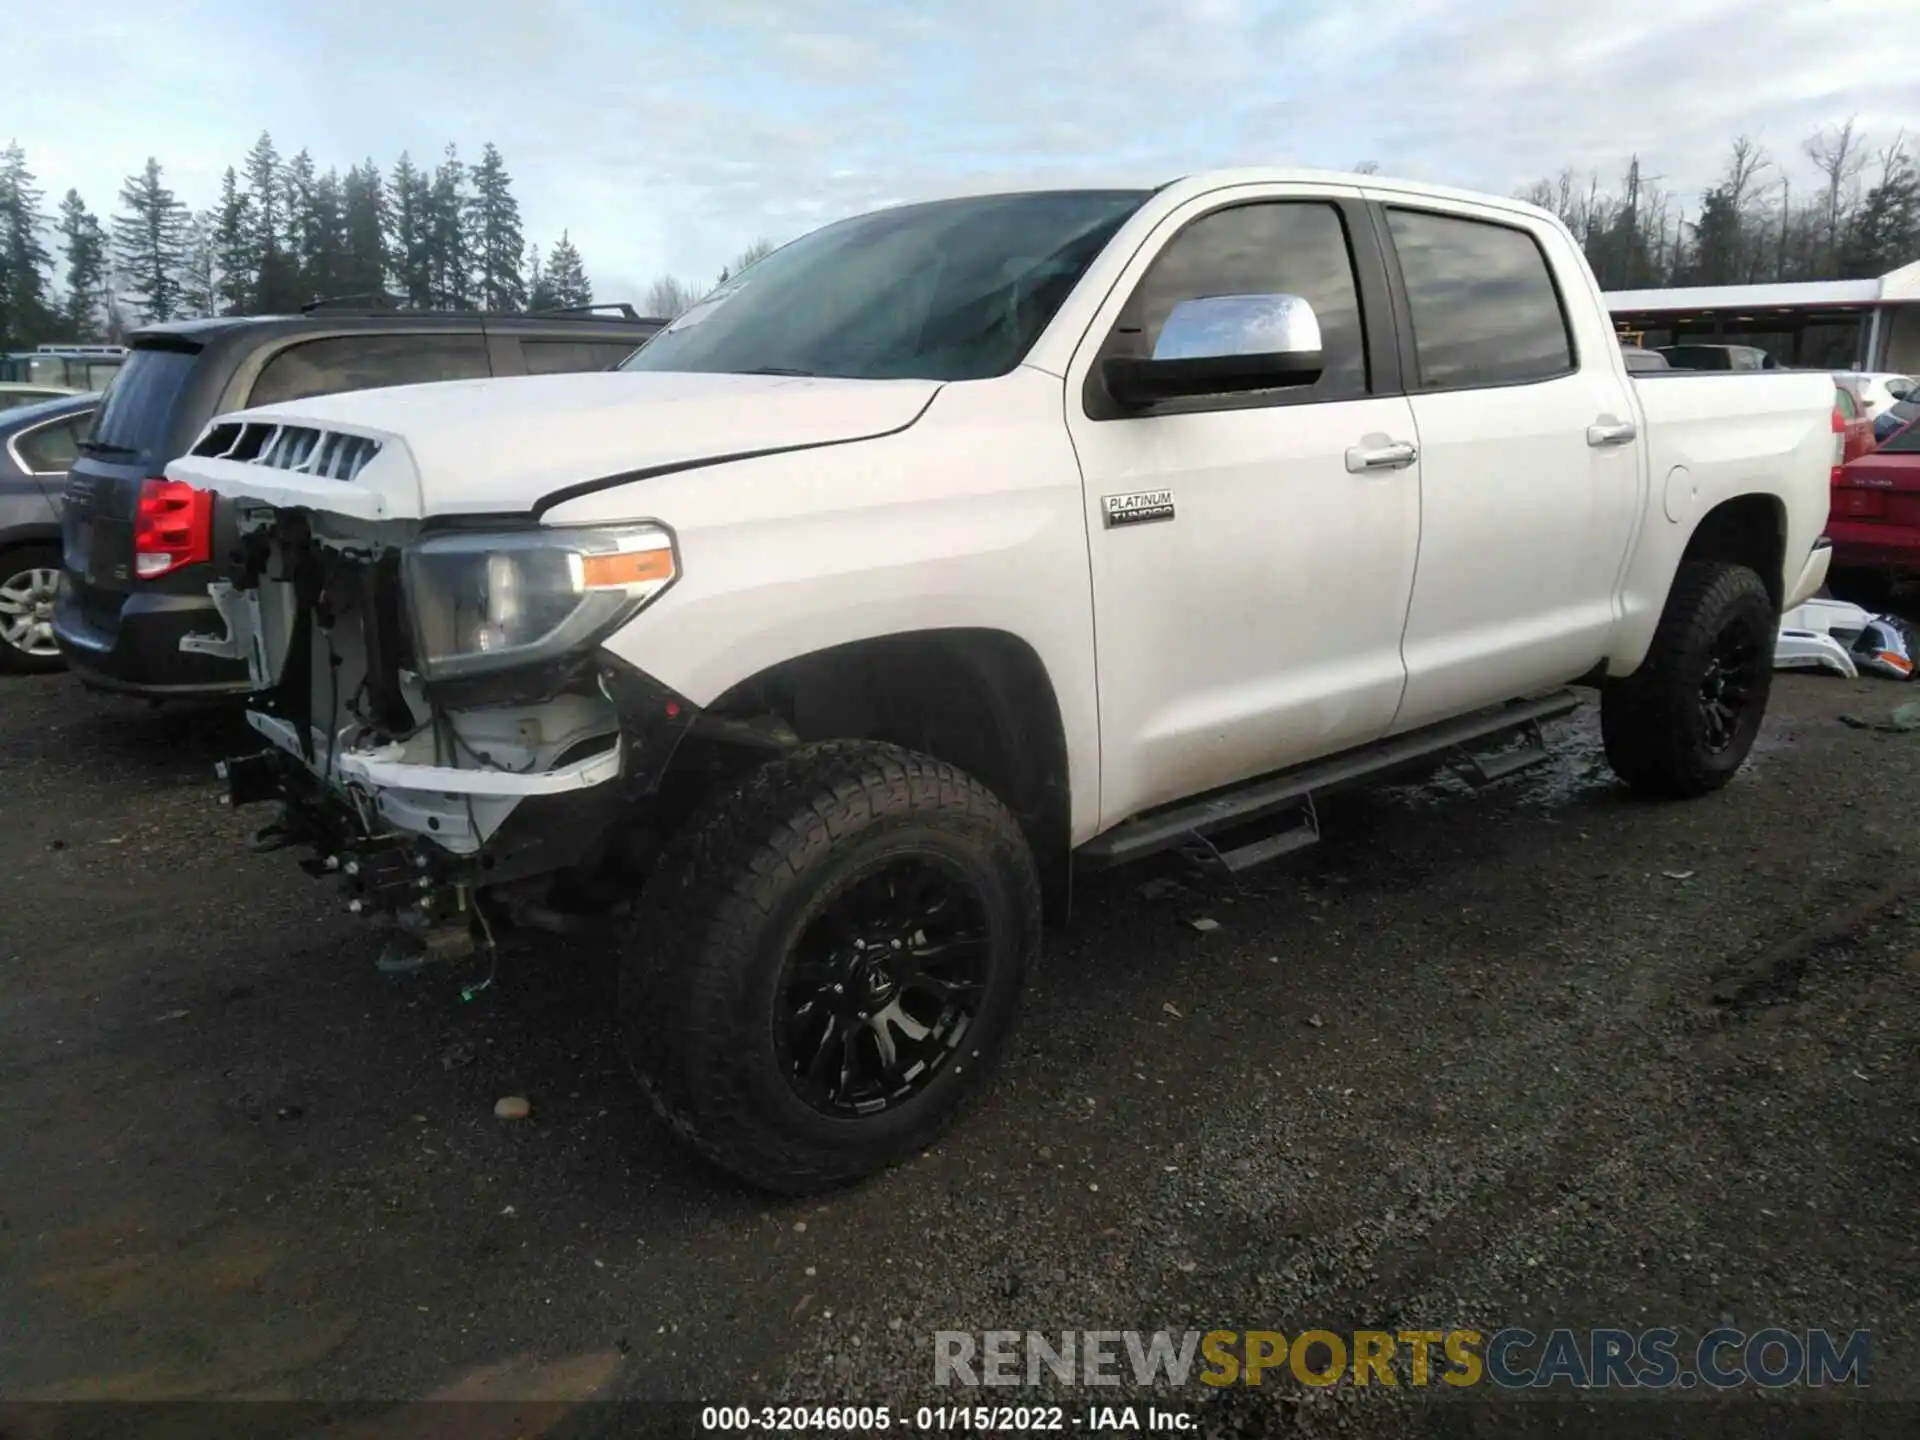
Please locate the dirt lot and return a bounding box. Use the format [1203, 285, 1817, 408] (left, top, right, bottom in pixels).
[1, 665, 1917, 1437]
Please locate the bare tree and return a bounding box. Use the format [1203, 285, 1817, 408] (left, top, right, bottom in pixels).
[1805, 116, 1868, 266]
[643, 274, 702, 319]
[1725, 136, 1770, 212]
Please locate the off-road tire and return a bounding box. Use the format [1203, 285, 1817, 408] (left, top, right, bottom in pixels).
[620, 740, 1041, 1193]
[1601, 560, 1776, 798]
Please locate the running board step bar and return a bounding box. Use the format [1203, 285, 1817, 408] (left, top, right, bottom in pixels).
[1078, 690, 1582, 870]
[1178, 794, 1322, 876]
[1453, 716, 1552, 785]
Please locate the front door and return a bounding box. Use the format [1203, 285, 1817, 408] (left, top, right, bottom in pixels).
[1063, 188, 1424, 830]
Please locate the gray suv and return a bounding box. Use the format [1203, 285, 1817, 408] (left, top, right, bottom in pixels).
[54, 302, 663, 696]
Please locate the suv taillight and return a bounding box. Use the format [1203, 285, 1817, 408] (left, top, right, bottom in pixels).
[133, 478, 212, 579]
[1832, 406, 1847, 484]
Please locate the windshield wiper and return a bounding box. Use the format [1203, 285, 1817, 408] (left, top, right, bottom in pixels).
[740, 366, 817, 377]
[77, 437, 137, 457]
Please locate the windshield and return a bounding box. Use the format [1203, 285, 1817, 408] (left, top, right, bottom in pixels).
[89, 345, 198, 460]
[1881, 418, 1920, 454]
[622, 189, 1149, 383]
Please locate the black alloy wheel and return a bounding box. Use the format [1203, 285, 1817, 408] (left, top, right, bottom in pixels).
[775, 855, 992, 1116]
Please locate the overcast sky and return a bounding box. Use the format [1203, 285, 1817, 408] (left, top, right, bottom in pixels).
[8, 0, 1918, 305]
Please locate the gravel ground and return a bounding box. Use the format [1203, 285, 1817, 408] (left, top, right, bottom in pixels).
[0, 666, 1916, 1438]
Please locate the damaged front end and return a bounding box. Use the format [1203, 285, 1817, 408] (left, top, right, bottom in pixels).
[177, 430, 695, 966]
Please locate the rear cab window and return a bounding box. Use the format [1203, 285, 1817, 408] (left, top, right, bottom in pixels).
[1385, 208, 1575, 388]
[247, 333, 492, 408]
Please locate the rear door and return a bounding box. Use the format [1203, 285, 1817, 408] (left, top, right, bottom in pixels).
[1372, 198, 1643, 730]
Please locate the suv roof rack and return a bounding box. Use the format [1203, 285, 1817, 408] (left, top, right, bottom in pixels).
[525, 303, 657, 324]
[298, 294, 665, 325]
[299, 292, 408, 314]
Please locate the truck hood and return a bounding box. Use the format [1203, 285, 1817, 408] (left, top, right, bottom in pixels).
[165, 370, 943, 521]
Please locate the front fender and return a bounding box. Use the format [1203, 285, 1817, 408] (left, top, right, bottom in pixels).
[543, 371, 1104, 842]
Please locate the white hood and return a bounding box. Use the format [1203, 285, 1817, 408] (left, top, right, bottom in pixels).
[165, 370, 941, 521]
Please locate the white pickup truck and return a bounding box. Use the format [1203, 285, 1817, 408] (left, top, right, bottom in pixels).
[173, 169, 1835, 1193]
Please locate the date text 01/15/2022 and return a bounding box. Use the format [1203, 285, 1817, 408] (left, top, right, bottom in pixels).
[697, 1404, 1195, 1431]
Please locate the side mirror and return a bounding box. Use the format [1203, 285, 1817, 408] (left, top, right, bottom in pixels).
[1103, 294, 1324, 410]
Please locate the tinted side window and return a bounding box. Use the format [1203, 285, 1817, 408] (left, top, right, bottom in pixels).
[1109, 201, 1368, 400]
[248, 334, 491, 407]
[520, 339, 640, 375]
[15, 414, 91, 472]
[1386, 209, 1574, 389]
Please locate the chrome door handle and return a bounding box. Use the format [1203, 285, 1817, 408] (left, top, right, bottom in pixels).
[1344, 440, 1418, 473]
[1586, 419, 1637, 447]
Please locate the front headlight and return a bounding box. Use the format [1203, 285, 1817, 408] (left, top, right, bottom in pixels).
[403, 523, 677, 680]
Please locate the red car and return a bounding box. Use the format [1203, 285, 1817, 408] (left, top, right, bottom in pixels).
[1833, 379, 1877, 471]
[1827, 411, 1920, 601]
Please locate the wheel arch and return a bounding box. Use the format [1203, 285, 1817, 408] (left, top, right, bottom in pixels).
[699, 627, 1076, 918]
[1677, 493, 1788, 612]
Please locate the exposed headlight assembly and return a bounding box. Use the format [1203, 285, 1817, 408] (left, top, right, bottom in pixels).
[403, 523, 677, 680]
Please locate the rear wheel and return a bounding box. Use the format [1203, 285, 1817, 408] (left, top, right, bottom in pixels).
[621, 740, 1040, 1193]
[1601, 560, 1776, 798]
[0, 544, 64, 675]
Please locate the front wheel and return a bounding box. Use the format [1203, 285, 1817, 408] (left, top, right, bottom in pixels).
[620, 740, 1041, 1193]
[1601, 560, 1777, 798]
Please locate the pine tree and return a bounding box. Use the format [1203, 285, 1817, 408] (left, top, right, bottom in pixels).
[212, 167, 252, 314]
[385, 152, 432, 307]
[180, 210, 218, 318]
[546, 230, 591, 309]
[427, 143, 473, 309]
[303, 165, 345, 301]
[111, 157, 190, 323]
[1842, 143, 1920, 278]
[525, 243, 558, 312]
[0, 141, 57, 350]
[281, 149, 320, 302]
[245, 131, 301, 312]
[470, 142, 526, 311]
[56, 188, 108, 340]
[339, 161, 389, 299]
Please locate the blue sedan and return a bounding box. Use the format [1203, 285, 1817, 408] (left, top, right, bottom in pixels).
[1, 392, 99, 672]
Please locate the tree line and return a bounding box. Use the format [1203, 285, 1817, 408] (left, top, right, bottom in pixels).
[0, 133, 602, 350]
[1514, 119, 1919, 290]
[6, 115, 1913, 356]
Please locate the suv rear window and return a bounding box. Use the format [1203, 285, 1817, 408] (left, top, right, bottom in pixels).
[522, 339, 639, 375]
[248, 333, 491, 408]
[89, 345, 199, 458]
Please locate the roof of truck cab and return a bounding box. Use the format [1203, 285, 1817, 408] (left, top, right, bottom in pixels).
[1153, 168, 1561, 226]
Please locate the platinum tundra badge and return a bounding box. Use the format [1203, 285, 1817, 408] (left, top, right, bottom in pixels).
[1103, 489, 1176, 527]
